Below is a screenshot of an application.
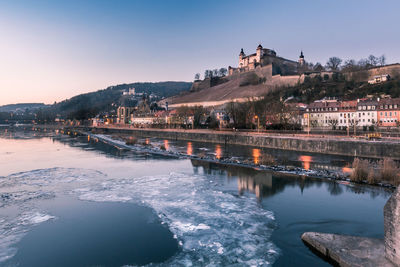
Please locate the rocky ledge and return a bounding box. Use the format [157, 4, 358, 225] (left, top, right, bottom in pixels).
[302, 186, 400, 266]
[301, 232, 394, 267]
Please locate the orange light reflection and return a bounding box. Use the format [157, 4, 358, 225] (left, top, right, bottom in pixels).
[215, 144, 222, 159]
[342, 167, 352, 174]
[164, 140, 169, 150]
[299, 155, 312, 170]
[252, 148, 261, 164]
[187, 142, 193, 155]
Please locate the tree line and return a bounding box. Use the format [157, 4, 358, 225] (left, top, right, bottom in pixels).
[304, 54, 386, 72]
[194, 68, 228, 80]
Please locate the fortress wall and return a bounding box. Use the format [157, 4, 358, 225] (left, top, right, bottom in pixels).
[299, 71, 337, 83]
[269, 75, 300, 88]
[254, 64, 273, 79]
[168, 97, 258, 108]
[344, 64, 400, 82]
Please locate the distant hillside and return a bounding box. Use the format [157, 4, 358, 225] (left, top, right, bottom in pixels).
[0, 103, 46, 113]
[43, 81, 191, 120]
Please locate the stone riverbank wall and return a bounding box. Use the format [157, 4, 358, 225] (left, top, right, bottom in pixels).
[82, 127, 400, 160]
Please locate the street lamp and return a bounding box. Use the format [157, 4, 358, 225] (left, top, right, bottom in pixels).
[254, 115, 260, 133]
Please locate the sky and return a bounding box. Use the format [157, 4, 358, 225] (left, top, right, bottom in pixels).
[0, 0, 399, 105]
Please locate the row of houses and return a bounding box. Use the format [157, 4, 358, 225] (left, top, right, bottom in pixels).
[303, 97, 400, 129]
[95, 95, 400, 130]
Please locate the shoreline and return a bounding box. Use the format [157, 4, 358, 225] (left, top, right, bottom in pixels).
[80, 130, 395, 191]
[83, 126, 400, 160]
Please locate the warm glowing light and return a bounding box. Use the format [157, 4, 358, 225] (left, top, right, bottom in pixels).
[342, 167, 352, 173]
[145, 138, 150, 145]
[164, 140, 169, 150]
[187, 142, 193, 155]
[87, 135, 90, 142]
[299, 155, 312, 170]
[252, 148, 261, 164]
[215, 144, 222, 159]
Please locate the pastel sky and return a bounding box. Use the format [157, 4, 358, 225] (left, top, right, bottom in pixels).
[0, 0, 399, 105]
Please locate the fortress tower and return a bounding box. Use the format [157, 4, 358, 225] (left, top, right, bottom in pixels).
[239, 48, 245, 68]
[256, 44, 264, 62]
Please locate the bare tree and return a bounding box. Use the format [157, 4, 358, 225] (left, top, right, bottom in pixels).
[378, 55, 386, 66]
[325, 57, 342, 71]
[358, 58, 370, 69]
[213, 69, 219, 77]
[342, 59, 358, 72]
[328, 119, 338, 130]
[176, 105, 192, 127]
[313, 63, 325, 72]
[218, 68, 227, 77]
[204, 70, 211, 79]
[368, 55, 379, 66]
[192, 105, 206, 127]
[194, 73, 200, 80]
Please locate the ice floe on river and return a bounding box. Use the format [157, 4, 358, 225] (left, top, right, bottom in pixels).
[0, 167, 279, 266]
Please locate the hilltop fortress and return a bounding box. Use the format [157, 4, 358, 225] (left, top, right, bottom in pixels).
[228, 44, 303, 76]
[161, 44, 400, 108]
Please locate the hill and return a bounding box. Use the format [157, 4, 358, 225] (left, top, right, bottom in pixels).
[38, 81, 192, 120]
[162, 64, 400, 107]
[264, 75, 400, 104]
[0, 103, 46, 113]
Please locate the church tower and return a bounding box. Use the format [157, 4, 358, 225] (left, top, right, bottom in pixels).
[256, 44, 263, 62]
[298, 51, 305, 66]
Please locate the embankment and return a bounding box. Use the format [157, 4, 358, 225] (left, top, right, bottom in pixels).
[83, 127, 400, 160]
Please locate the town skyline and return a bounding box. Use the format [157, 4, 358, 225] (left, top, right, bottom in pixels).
[1, 0, 400, 105]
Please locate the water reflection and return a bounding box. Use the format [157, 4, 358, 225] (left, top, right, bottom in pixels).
[145, 138, 150, 145]
[163, 140, 169, 150]
[215, 144, 222, 159]
[342, 167, 352, 174]
[187, 142, 193, 156]
[299, 155, 312, 170]
[252, 148, 261, 164]
[190, 159, 392, 201]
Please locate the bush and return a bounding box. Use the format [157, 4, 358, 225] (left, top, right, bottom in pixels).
[125, 136, 137, 145]
[367, 167, 377, 184]
[379, 158, 400, 185]
[239, 73, 260, 87]
[350, 158, 369, 182]
[350, 157, 400, 186]
[258, 154, 275, 165]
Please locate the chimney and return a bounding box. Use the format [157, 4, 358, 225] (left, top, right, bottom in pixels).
[377, 97, 380, 102]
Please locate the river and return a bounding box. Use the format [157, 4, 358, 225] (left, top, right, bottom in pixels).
[0, 127, 392, 266]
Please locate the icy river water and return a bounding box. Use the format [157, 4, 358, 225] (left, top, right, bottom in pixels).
[0, 128, 392, 266]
